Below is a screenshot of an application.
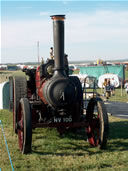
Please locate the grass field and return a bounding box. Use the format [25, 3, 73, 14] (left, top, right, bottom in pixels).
[0, 110, 128, 171]
[0, 70, 128, 170]
[0, 71, 26, 83]
[97, 88, 128, 103]
[125, 70, 128, 79]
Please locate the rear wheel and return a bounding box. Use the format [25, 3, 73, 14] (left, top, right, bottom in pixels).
[85, 98, 109, 149]
[13, 76, 27, 134]
[17, 98, 32, 154]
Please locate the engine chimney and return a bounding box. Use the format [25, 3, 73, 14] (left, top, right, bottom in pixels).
[51, 15, 66, 76]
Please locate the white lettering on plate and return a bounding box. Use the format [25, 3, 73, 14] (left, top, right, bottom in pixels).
[53, 116, 72, 123]
[54, 118, 61, 123]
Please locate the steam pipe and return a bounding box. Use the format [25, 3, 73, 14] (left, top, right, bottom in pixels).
[51, 15, 66, 76]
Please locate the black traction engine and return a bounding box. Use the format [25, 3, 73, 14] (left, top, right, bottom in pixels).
[10, 15, 109, 154]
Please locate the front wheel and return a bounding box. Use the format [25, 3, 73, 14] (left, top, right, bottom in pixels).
[17, 98, 32, 154]
[85, 98, 109, 149]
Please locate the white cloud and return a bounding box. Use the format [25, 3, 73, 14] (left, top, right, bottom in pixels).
[2, 20, 53, 48]
[1, 10, 128, 62]
[65, 11, 128, 44]
[3, 10, 128, 48]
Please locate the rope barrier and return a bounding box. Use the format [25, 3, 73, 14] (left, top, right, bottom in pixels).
[0, 120, 14, 171]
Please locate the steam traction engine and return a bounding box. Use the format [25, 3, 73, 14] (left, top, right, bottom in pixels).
[11, 15, 109, 154]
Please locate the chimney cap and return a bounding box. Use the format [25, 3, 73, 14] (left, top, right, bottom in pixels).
[51, 15, 65, 21]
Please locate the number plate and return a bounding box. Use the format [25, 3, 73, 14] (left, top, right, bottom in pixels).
[53, 116, 72, 123]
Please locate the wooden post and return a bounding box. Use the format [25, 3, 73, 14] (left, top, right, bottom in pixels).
[121, 81, 123, 96]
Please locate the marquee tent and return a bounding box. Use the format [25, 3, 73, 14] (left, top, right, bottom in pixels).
[80, 65, 125, 82]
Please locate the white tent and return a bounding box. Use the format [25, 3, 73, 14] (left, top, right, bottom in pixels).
[0, 81, 10, 109]
[98, 73, 120, 88]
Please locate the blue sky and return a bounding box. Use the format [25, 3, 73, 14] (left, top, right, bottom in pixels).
[1, 1, 128, 63]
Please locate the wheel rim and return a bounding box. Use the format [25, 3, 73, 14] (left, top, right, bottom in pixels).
[18, 103, 24, 151]
[17, 98, 32, 154]
[86, 101, 102, 147]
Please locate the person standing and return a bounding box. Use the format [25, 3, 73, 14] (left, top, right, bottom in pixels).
[106, 79, 111, 99]
[110, 78, 116, 96]
[103, 78, 107, 96]
[124, 81, 128, 95]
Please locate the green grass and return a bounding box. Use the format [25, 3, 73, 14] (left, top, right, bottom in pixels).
[108, 88, 128, 102]
[125, 70, 128, 80]
[0, 110, 128, 171]
[97, 88, 128, 102]
[0, 70, 128, 170]
[0, 70, 26, 83]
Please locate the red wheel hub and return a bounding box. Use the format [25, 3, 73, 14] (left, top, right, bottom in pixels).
[86, 117, 100, 147]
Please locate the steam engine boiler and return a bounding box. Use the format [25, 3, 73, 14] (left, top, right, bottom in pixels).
[10, 15, 109, 154]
